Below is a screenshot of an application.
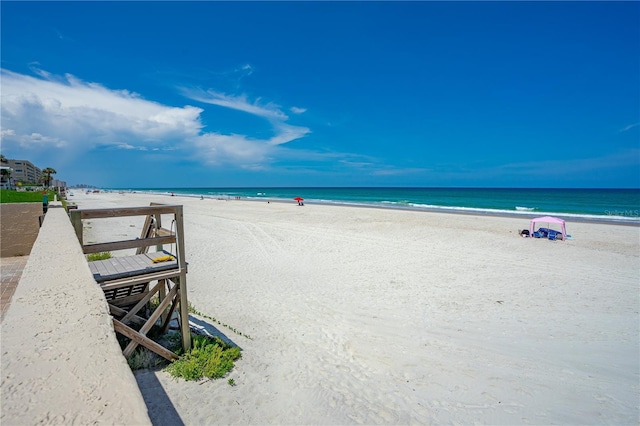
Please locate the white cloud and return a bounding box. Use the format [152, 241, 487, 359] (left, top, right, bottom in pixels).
[241, 64, 253, 75]
[267, 122, 311, 146]
[182, 86, 311, 148]
[0, 68, 341, 172]
[191, 133, 273, 168]
[290, 106, 307, 114]
[1, 68, 203, 155]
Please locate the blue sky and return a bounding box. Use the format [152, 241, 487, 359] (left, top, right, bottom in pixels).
[1, 1, 638, 188]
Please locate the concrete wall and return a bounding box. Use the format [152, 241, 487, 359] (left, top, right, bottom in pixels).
[0, 203, 151, 424]
[0, 202, 43, 257]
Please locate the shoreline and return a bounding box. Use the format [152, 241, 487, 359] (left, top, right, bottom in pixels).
[103, 190, 640, 227]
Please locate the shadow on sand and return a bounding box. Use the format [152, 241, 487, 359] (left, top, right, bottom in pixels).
[133, 314, 240, 425]
[134, 368, 185, 426]
[188, 314, 241, 349]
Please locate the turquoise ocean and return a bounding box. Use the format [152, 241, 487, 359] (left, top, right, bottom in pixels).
[114, 187, 640, 224]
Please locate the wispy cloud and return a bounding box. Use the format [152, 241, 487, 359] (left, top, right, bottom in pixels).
[620, 123, 639, 132]
[185, 88, 287, 120]
[0, 68, 335, 172]
[181, 86, 311, 147]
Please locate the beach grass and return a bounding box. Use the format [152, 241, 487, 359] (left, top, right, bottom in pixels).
[164, 334, 241, 381]
[86, 251, 112, 261]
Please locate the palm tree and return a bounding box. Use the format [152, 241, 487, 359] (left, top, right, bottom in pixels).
[0, 155, 11, 188]
[1, 167, 12, 180]
[42, 167, 57, 188]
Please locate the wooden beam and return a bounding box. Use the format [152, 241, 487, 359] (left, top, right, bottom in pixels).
[83, 235, 176, 254]
[135, 214, 154, 255]
[156, 228, 173, 237]
[154, 213, 163, 253]
[122, 284, 179, 357]
[158, 279, 168, 325]
[120, 280, 164, 324]
[78, 205, 181, 219]
[113, 319, 178, 361]
[160, 294, 179, 334]
[108, 294, 149, 307]
[109, 304, 147, 326]
[173, 205, 191, 352]
[99, 271, 180, 291]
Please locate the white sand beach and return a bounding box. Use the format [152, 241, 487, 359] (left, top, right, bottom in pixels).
[71, 191, 639, 425]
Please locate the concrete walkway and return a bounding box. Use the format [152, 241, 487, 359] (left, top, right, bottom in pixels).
[0, 256, 28, 322]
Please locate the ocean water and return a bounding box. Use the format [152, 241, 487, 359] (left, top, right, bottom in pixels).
[116, 187, 640, 223]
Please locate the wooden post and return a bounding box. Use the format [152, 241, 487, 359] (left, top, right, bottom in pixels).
[154, 213, 163, 252]
[69, 210, 83, 246]
[174, 205, 191, 351]
[158, 279, 168, 325]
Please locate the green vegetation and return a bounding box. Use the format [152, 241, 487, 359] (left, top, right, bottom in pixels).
[127, 347, 164, 370]
[86, 252, 112, 261]
[0, 189, 58, 204]
[164, 335, 241, 381]
[188, 302, 253, 340]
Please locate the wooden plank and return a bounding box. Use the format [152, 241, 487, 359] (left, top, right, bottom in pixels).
[171, 205, 191, 351]
[158, 279, 168, 325]
[136, 214, 154, 254]
[113, 319, 178, 361]
[109, 293, 149, 307]
[156, 228, 173, 237]
[160, 294, 179, 334]
[88, 261, 108, 279]
[103, 258, 120, 277]
[154, 213, 163, 253]
[88, 252, 178, 282]
[99, 269, 181, 290]
[138, 283, 178, 336]
[123, 284, 180, 357]
[177, 272, 191, 352]
[79, 205, 181, 219]
[120, 255, 147, 274]
[121, 281, 163, 324]
[83, 235, 176, 254]
[109, 304, 147, 326]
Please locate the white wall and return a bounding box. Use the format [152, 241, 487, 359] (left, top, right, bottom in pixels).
[0, 203, 151, 424]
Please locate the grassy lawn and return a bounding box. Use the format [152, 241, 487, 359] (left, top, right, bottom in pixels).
[0, 189, 59, 204]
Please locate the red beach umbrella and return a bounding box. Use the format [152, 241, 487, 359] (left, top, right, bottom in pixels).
[293, 197, 304, 201]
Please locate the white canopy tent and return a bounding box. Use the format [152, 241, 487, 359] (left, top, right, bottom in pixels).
[529, 216, 567, 240]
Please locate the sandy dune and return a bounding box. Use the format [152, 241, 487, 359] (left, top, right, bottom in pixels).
[72, 191, 639, 425]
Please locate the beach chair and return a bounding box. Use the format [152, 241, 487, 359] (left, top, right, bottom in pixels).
[70, 204, 191, 361]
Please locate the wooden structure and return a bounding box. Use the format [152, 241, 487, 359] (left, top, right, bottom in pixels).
[70, 204, 191, 360]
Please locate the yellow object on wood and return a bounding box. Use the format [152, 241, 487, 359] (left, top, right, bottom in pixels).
[152, 255, 175, 263]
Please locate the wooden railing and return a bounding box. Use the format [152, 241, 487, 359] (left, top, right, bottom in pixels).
[69, 204, 191, 355]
